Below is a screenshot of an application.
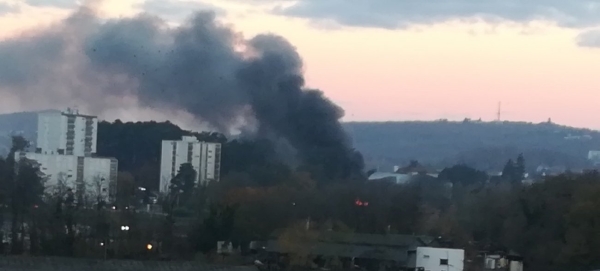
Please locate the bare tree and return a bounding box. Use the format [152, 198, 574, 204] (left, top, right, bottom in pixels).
[51, 172, 70, 199]
[84, 175, 107, 209]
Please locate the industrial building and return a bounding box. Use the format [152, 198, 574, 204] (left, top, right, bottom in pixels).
[159, 136, 221, 193]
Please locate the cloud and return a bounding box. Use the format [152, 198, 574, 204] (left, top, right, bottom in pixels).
[137, 0, 226, 22]
[0, 2, 18, 15]
[16, 0, 225, 22]
[273, 0, 600, 29]
[23, 0, 78, 9]
[576, 29, 600, 47]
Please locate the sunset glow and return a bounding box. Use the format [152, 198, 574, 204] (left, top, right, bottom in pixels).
[2, 0, 600, 128]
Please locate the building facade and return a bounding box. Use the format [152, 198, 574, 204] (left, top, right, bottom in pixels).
[15, 109, 116, 203]
[159, 136, 221, 193]
[15, 151, 117, 202]
[483, 251, 524, 271]
[408, 247, 465, 271]
[36, 108, 98, 156]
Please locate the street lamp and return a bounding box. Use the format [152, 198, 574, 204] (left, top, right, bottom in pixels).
[100, 241, 107, 259]
[146, 244, 153, 250]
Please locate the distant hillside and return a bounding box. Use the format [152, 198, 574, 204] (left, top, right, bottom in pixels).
[344, 120, 600, 172]
[1, 111, 598, 172]
[0, 111, 37, 155]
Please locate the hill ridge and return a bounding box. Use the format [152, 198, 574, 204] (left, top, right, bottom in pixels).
[1, 111, 597, 172]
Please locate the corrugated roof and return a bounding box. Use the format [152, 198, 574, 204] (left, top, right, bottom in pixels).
[315, 232, 435, 248]
[267, 232, 439, 262]
[368, 172, 412, 184]
[266, 241, 409, 262]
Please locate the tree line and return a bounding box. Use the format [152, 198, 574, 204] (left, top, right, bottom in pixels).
[1, 121, 600, 271]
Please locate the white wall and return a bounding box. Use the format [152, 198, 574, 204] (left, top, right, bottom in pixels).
[36, 111, 66, 155]
[83, 156, 113, 200]
[509, 261, 523, 271]
[72, 116, 85, 156]
[200, 142, 220, 183]
[413, 247, 464, 271]
[159, 141, 174, 192]
[15, 152, 115, 202]
[588, 150, 600, 160]
[90, 117, 98, 154]
[35, 110, 97, 157]
[19, 152, 78, 188]
[159, 137, 221, 193]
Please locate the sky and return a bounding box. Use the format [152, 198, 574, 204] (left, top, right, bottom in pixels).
[1, 0, 600, 129]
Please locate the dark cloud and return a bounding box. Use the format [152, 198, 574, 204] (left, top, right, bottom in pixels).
[576, 29, 600, 47]
[23, 0, 78, 9]
[273, 0, 600, 29]
[0, 5, 364, 180]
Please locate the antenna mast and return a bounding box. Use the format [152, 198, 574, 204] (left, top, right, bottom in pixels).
[497, 102, 501, 122]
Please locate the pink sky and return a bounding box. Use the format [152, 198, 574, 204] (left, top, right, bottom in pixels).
[2, 0, 600, 129]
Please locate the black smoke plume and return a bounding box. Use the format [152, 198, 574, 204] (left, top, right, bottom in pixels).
[0, 5, 364, 181]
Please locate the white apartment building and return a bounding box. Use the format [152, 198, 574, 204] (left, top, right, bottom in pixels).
[159, 136, 221, 193]
[36, 108, 98, 156]
[15, 152, 117, 202]
[15, 109, 117, 203]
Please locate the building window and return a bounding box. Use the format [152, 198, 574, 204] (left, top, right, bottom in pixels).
[440, 259, 448, 266]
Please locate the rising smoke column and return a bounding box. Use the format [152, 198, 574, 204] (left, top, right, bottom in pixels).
[0, 6, 364, 181]
[238, 35, 364, 181]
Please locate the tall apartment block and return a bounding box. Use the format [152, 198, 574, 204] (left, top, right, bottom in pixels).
[36, 108, 97, 156]
[16, 109, 116, 203]
[159, 136, 221, 193]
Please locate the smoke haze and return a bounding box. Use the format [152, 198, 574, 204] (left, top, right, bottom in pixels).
[0, 4, 364, 180]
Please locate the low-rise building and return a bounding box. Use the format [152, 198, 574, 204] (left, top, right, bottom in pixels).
[483, 251, 523, 271]
[407, 247, 464, 271]
[264, 231, 464, 271]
